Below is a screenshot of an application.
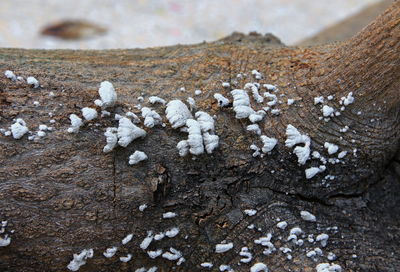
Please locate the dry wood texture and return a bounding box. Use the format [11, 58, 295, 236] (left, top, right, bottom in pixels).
[0, 2, 399, 272]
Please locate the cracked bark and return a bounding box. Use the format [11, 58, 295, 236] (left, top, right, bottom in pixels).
[0, 2, 399, 272]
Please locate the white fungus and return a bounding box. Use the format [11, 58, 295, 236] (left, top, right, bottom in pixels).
[251, 69, 262, 79]
[300, 211, 316, 222]
[187, 97, 196, 110]
[103, 127, 118, 153]
[141, 107, 162, 128]
[4, 70, 16, 81]
[324, 142, 339, 155]
[147, 249, 162, 259]
[250, 263, 269, 272]
[11, 118, 29, 139]
[314, 96, 324, 105]
[97, 81, 117, 108]
[154, 233, 165, 241]
[290, 227, 302, 236]
[67, 249, 94, 271]
[0, 235, 11, 247]
[129, 151, 148, 165]
[219, 265, 233, 272]
[117, 117, 146, 147]
[316, 233, 329, 247]
[222, 82, 230, 88]
[162, 247, 182, 261]
[338, 151, 347, 159]
[244, 83, 264, 103]
[165, 227, 179, 238]
[195, 90, 202, 96]
[195, 111, 215, 133]
[163, 212, 177, 219]
[247, 124, 261, 135]
[27, 76, 39, 88]
[316, 263, 342, 272]
[264, 92, 277, 106]
[277, 221, 288, 230]
[148, 96, 166, 105]
[250, 144, 261, 157]
[322, 105, 335, 117]
[165, 100, 193, 128]
[140, 231, 154, 250]
[341, 92, 354, 106]
[239, 247, 252, 263]
[67, 114, 83, 133]
[120, 254, 132, 262]
[200, 262, 213, 268]
[81, 107, 98, 121]
[177, 140, 189, 157]
[305, 167, 321, 179]
[185, 119, 205, 155]
[244, 209, 257, 216]
[231, 89, 255, 119]
[122, 233, 133, 245]
[287, 99, 295, 105]
[103, 247, 118, 258]
[260, 135, 278, 153]
[215, 242, 233, 253]
[213, 93, 230, 107]
[263, 84, 278, 92]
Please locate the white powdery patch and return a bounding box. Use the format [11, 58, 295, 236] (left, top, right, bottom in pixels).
[215, 242, 233, 253]
[214, 93, 230, 107]
[250, 263, 269, 272]
[120, 254, 132, 262]
[244, 83, 264, 103]
[316, 263, 342, 272]
[141, 107, 162, 128]
[162, 247, 182, 261]
[277, 221, 288, 230]
[165, 100, 193, 129]
[324, 142, 339, 155]
[249, 110, 266, 123]
[263, 92, 277, 106]
[285, 125, 311, 165]
[338, 151, 347, 159]
[231, 89, 255, 119]
[81, 107, 98, 121]
[4, 70, 16, 81]
[103, 247, 118, 258]
[140, 231, 154, 250]
[117, 117, 146, 147]
[316, 233, 329, 247]
[147, 249, 162, 259]
[27, 76, 39, 88]
[322, 105, 335, 117]
[340, 92, 354, 106]
[149, 96, 166, 105]
[129, 151, 148, 165]
[244, 209, 257, 216]
[260, 135, 278, 153]
[300, 211, 316, 222]
[122, 233, 133, 245]
[314, 96, 324, 105]
[247, 124, 261, 135]
[11, 118, 29, 139]
[97, 81, 117, 108]
[103, 127, 118, 153]
[239, 247, 252, 263]
[67, 249, 94, 271]
[67, 114, 83, 133]
[163, 212, 177, 219]
[200, 262, 213, 268]
[165, 227, 179, 238]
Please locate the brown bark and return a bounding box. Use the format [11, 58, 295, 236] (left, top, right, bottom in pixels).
[0, 2, 399, 272]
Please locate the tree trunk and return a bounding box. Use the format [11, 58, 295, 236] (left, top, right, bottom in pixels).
[0, 2, 399, 272]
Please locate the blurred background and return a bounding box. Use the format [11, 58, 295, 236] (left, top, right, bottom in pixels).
[0, 0, 390, 49]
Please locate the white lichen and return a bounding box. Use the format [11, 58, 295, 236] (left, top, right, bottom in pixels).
[277, 221, 288, 230]
[264, 92, 277, 106]
[316, 233, 329, 247]
[148, 249, 162, 259]
[322, 105, 334, 117]
[314, 96, 324, 105]
[162, 247, 182, 261]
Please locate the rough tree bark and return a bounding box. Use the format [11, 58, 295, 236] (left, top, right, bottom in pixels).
[0, 2, 399, 272]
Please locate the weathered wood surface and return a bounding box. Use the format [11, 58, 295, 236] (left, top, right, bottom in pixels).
[0, 2, 399, 272]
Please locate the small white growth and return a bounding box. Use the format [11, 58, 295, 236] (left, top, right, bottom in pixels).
[322, 105, 334, 117]
[300, 211, 316, 222]
[222, 82, 230, 88]
[148, 249, 162, 259]
[0, 235, 11, 247]
[260, 135, 278, 153]
[339, 126, 349, 133]
[277, 221, 288, 230]
[287, 99, 295, 105]
[129, 151, 148, 165]
[250, 263, 269, 272]
[117, 117, 146, 147]
[316, 263, 342, 272]
[162, 247, 182, 261]
[324, 142, 339, 155]
[327, 95, 334, 100]
[245, 83, 264, 103]
[285, 125, 310, 147]
[120, 254, 132, 262]
[290, 227, 302, 236]
[11, 118, 29, 139]
[148, 96, 166, 105]
[163, 212, 177, 219]
[122, 233, 133, 245]
[244, 209, 257, 216]
[103, 247, 118, 258]
[293, 145, 311, 165]
[27, 76, 39, 88]
[67, 114, 83, 133]
[263, 92, 277, 106]
[4, 70, 16, 81]
[147, 267, 158, 272]
[140, 231, 154, 250]
[141, 107, 162, 128]
[215, 242, 233, 253]
[200, 262, 213, 268]
[195, 90, 202, 96]
[37, 131, 46, 137]
[239, 247, 252, 263]
[177, 140, 189, 157]
[202, 132, 219, 154]
[251, 69, 262, 79]
[154, 233, 165, 241]
[103, 127, 118, 153]
[327, 252, 337, 261]
[195, 111, 215, 133]
[214, 93, 230, 107]
[125, 112, 141, 123]
[165, 100, 192, 128]
[263, 84, 278, 92]
[165, 227, 179, 238]
[219, 265, 233, 272]
[316, 233, 329, 247]
[186, 119, 204, 155]
[271, 109, 280, 115]
[314, 96, 324, 105]
[67, 249, 94, 271]
[305, 167, 321, 179]
[98, 81, 117, 108]
[338, 151, 347, 159]
[231, 89, 255, 119]
[187, 97, 196, 110]
[101, 110, 111, 117]
[81, 107, 98, 121]
[340, 92, 354, 106]
[247, 124, 261, 135]
[250, 144, 261, 157]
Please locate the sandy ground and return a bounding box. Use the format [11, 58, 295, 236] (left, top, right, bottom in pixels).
[0, 0, 380, 49]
